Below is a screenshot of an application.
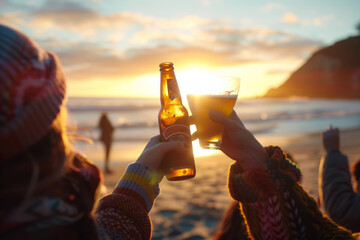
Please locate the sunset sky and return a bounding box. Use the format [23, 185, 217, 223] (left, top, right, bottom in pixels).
[1, 0, 359, 98]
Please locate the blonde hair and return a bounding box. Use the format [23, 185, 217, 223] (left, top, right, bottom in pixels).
[0, 106, 74, 205]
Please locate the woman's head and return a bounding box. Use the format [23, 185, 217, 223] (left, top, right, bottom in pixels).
[0, 24, 66, 160]
[0, 25, 102, 238]
[0, 24, 69, 204]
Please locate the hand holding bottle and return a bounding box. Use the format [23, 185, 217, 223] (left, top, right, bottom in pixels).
[209, 110, 268, 171]
[136, 135, 186, 171]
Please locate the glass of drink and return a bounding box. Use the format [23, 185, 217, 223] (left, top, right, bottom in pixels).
[186, 76, 240, 149]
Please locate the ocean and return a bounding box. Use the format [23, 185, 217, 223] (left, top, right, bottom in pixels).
[66, 97, 360, 165]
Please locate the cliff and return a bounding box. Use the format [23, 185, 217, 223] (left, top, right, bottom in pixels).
[264, 36, 360, 99]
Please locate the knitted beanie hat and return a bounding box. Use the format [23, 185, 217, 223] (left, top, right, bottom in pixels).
[0, 24, 66, 160]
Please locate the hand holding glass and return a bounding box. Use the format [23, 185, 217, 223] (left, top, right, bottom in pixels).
[187, 76, 240, 149]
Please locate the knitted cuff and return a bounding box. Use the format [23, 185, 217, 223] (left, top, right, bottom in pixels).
[264, 146, 302, 188]
[228, 146, 301, 203]
[228, 163, 276, 202]
[114, 163, 160, 212]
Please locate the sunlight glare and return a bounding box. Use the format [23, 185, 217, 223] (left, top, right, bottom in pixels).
[189, 123, 217, 157]
[192, 139, 217, 157]
[177, 69, 219, 97]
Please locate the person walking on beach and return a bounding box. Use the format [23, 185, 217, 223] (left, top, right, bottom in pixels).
[98, 112, 114, 174]
[318, 126, 360, 232]
[0, 24, 185, 240]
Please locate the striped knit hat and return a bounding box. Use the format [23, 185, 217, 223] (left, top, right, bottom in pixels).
[0, 24, 66, 160]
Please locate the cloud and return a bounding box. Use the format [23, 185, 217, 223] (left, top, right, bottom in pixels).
[52, 27, 321, 83]
[262, 2, 286, 11]
[56, 43, 253, 81]
[313, 15, 334, 26]
[0, 1, 323, 89]
[0, 0, 36, 11]
[30, 8, 142, 35]
[266, 69, 293, 75]
[0, 12, 25, 26]
[201, 0, 211, 6]
[282, 13, 299, 24]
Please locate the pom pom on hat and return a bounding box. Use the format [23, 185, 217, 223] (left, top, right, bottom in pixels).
[0, 24, 66, 160]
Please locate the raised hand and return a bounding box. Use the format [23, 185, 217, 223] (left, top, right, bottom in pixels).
[322, 126, 340, 153]
[209, 110, 268, 171]
[136, 135, 186, 170]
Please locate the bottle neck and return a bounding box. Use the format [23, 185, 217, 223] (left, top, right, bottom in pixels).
[160, 67, 182, 106]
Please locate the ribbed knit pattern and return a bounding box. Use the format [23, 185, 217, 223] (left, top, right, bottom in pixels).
[96, 163, 160, 240]
[228, 146, 357, 240]
[249, 195, 288, 240]
[115, 163, 160, 212]
[0, 24, 66, 160]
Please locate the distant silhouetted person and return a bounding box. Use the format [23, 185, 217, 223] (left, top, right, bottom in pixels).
[98, 112, 114, 174]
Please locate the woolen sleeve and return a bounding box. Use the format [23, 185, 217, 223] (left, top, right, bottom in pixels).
[228, 146, 355, 239]
[95, 163, 160, 240]
[319, 151, 360, 232]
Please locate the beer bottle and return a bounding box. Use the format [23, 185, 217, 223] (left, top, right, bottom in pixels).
[158, 62, 196, 181]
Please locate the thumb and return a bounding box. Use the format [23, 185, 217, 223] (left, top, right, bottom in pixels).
[228, 110, 245, 128]
[191, 131, 199, 141]
[189, 115, 195, 125]
[209, 110, 240, 128]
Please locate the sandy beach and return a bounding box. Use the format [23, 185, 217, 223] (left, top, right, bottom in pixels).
[95, 127, 360, 240]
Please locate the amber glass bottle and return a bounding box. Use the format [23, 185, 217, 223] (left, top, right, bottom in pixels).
[158, 62, 196, 181]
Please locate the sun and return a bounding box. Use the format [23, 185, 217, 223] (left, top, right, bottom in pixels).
[176, 68, 218, 99]
[176, 68, 228, 158]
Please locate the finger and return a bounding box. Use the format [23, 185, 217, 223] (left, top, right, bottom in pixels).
[209, 110, 228, 123]
[157, 141, 186, 154]
[191, 131, 200, 141]
[228, 110, 245, 127]
[229, 110, 240, 120]
[149, 135, 161, 144]
[189, 115, 195, 125]
[191, 132, 199, 141]
[145, 135, 161, 148]
[209, 110, 238, 128]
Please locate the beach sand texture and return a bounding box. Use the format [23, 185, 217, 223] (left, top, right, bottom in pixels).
[98, 127, 360, 240]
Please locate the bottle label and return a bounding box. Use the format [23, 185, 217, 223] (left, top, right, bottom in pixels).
[167, 78, 180, 100]
[162, 124, 190, 141]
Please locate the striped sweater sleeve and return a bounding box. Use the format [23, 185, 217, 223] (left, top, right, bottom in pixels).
[95, 163, 161, 240]
[228, 146, 355, 240]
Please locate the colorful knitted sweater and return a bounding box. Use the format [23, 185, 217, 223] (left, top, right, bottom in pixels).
[96, 162, 160, 239]
[1, 156, 158, 240]
[228, 146, 359, 240]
